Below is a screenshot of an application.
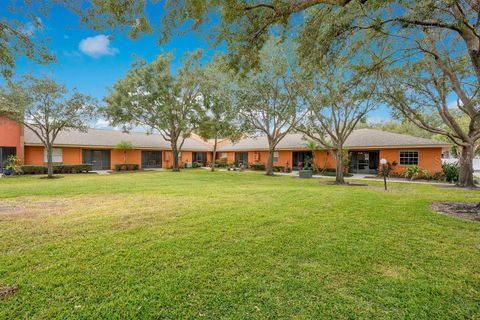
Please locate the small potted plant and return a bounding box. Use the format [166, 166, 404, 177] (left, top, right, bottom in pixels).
[299, 160, 313, 179]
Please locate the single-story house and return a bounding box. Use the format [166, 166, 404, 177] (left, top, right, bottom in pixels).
[0, 117, 450, 174]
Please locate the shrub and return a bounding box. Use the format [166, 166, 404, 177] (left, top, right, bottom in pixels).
[442, 162, 459, 183]
[378, 161, 398, 177]
[191, 162, 204, 168]
[21, 164, 93, 175]
[3, 155, 22, 175]
[114, 164, 139, 171]
[250, 163, 266, 171]
[404, 165, 428, 180]
[273, 166, 285, 172]
[215, 158, 227, 168]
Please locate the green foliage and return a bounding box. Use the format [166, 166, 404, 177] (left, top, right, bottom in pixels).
[197, 54, 241, 146]
[214, 158, 227, 168]
[250, 163, 266, 171]
[378, 161, 398, 177]
[0, 171, 479, 318]
[21, 164, 92, 175]
[114, 164, 139, 171]
[115, 141, 133, 151]
[404, 166, 428, 180]
[3, 155, 22, 174]
[104, 51, 204, 171]
[0, 76, 97, 177]
[442, 162, 459, 183]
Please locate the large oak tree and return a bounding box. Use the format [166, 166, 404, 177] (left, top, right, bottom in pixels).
[231, 40, 306, 175]
[104, 51, 203, 172]
[0, 76, 97, 178]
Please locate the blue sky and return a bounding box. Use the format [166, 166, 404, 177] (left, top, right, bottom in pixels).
[3, 4, 393, 126]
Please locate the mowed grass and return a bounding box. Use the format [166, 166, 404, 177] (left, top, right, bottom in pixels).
[0, 170, 479, 319]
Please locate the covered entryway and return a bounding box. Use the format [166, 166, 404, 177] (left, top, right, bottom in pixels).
[142, 151, 162, 168]
[349, 151, 379, 174]
[0, 147, 17, 172]
[82, 149, 111, 170]
[292, 151, 313, 170]
[192, 152, 207, 166]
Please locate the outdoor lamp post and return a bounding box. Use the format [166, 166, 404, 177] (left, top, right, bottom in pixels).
[380, 158, 388, 191]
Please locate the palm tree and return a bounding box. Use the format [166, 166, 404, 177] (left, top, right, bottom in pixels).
[115, 141, 132, 164]
[304, 140, 320, 173]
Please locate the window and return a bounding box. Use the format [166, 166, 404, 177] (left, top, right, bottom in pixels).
[273, 151, 279, 163]
[399, 151, 418, 165]
[221, 152, 227, 159]
[44, 148, 63, 163]
[178, 152, 182, 162]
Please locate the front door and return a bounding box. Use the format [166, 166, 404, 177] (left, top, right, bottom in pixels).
[192, 152, 207, 166]
[235, 152, 248, 167]
[142, 151, 162, 168]
[292, 151, 313, 170]
[349, 151, 379, 174]
[82, 149, 111, 170]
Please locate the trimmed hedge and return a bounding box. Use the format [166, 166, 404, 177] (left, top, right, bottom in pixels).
[114, 164, 140, 171]
[250, 163, 266, 171]
[21, 164, 93, 175]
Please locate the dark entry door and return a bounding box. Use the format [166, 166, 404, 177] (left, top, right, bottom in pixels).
[82, 149, 111, 170]
[142, 151, 162, 168]
[0, 147, 17, 171]
[349, 151, 379, 174]
[235, 152, 248, 167]
[192, 152, 207, 166]
[292, 151, 313, 170]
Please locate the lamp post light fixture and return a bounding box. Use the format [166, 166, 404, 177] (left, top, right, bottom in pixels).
[380, 158, 388, 191]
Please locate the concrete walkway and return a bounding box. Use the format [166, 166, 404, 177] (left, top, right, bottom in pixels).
[275, 171, 455, 186]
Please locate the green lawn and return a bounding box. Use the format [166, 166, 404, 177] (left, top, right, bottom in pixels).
[0, 171, 479, 319]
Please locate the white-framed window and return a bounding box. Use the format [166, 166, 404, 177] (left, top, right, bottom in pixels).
[44, 148, 63, 163]
[273, 151, 279, 162]
[221, 152, 228, 159]
[399, 151, 419, 165]
[178, 152, 182, 161]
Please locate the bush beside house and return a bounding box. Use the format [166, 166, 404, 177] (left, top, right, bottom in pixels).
[21, 164, 93, 174]
[114, 164, 139, 171]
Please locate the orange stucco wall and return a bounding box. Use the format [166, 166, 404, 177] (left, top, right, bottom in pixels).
[380, 147, 443, 174]
[25, 146, 84, 165]
[216, 147, 444, 173]
[111, 149, 141, 169]
[0, 117, 23, 162]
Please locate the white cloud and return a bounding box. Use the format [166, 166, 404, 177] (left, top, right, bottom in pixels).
[79, 35, 119, 58]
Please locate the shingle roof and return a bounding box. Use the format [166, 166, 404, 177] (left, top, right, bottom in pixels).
[24, 127, 213, 151]
[217, 128, 450, 151]
[24, 127, 450, 151]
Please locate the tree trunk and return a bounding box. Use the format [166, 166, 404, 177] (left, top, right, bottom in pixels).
[266, 148, 275, 176]
[211, 137, 217, 172]
[171, 141, 180, 172]
[335, 148, 345, 184]
[311, 151, 318, 173]
[46, 144, 54, 178]
[457, 143, 476, 187]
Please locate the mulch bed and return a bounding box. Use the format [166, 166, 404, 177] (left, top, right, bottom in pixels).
[430, 202, 480, 222]
[0, 285, 18, 298]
